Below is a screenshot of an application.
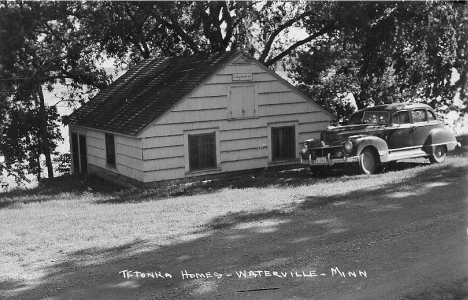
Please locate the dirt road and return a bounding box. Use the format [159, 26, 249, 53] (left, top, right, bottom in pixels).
[4, 161, 468, 300]
[139, 163, 468, 300]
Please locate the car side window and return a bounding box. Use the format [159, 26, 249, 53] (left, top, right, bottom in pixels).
[392, 111, 410, 124]
[411, 109, 427, 123]
[427, 110, 437, 121]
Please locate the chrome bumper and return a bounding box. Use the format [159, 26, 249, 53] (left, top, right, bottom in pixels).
[300, 154, 359, 166]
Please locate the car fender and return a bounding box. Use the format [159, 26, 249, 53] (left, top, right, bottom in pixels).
[424, 127, 458, 152]
[352, 136, 389, 162]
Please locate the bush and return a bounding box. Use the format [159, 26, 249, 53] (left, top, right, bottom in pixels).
[53, 153, 71, 175]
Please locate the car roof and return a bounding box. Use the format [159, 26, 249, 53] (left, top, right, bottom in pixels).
[356, 103, 433, 113]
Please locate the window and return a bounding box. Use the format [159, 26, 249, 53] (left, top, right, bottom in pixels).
[271, 126, 295, 161]
[105, 133, 116, 168]
[188, 132, 217, 171]
[427, 110, 437, 121]
[348, 111, 364, 124]
[411, 109, 427, 123]
[228, 85, 258, 119]
[392, 111, 410, 124]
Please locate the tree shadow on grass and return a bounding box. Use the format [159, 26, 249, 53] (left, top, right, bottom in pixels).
[0, 156, 460, 210]
[208, 209, 290, 230]
[96, 167, 318, 204]
[0, 279, 26, 295]
[2, 162, 467, 300]
[0, 173, 125, 197]
[300, 163, 466, 210]
[0, 239, 147, 295]
[0, 173, 126, 209]
[96, 160, 432, 205]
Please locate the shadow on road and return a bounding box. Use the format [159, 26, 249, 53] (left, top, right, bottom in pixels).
[3, 161, 467, 300]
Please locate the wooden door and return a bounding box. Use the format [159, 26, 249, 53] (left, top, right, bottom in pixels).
[79, 134, 88, 173]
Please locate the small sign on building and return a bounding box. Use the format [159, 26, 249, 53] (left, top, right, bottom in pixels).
[233, 73, 253, 81]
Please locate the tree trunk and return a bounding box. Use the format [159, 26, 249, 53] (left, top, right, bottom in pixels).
[37, 86, 54, 179]
[36, 154, 41, 182]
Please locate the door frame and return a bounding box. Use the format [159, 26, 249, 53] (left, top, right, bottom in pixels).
[70, 129, 88, 173]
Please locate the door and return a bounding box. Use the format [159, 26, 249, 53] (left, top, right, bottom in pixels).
[79, 134, 88, 173]
[71, 132, 88, 173]
[410, 109, 440, 147]
[71, 132, 80, 173]
[228, 86, 257, 119]
[387, 110, 413, 149]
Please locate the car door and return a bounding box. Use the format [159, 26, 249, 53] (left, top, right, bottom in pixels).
[410, 109, 440, 147]
[386, 110, 413, 149]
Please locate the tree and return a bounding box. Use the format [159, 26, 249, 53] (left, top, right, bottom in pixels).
[73, 2, 349, 68]
[291, 1, 467, 120]
[0, 1, 109, 183]
[357, 2, 466, 111]
[72, 1, 254, 67]
[1, 100, 62, 184]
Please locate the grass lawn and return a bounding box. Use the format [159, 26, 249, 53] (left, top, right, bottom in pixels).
[1, 139, 467, 296]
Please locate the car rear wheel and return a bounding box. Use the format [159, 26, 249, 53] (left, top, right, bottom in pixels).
[429, 145, 446, 163]
[359, 148, 377, 174]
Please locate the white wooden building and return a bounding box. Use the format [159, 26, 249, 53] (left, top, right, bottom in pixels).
[68, 50, 333, 184]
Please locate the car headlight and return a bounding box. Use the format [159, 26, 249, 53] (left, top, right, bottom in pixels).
[343, 140, 353, 154]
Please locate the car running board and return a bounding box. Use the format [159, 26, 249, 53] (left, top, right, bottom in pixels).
[387, 148, 429, 161]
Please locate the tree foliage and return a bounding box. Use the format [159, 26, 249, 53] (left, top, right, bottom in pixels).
[73, 1, 255, 67]
[1, 100, 62, 183]
[75, 1, 466, 121]
[72, 1, 346, 68]
[292, 1, 467, 121]
[0, 1, 110, 184]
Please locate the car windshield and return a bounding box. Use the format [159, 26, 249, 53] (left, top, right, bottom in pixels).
[348, 111, 391, 125]
[362, 111, 390, 125]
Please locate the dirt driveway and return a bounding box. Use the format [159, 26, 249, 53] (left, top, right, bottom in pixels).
[4, 161, 468, 300]
[141, 163, 468, 300]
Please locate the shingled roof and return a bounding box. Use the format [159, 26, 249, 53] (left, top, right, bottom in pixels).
[68, 51, 243, 136]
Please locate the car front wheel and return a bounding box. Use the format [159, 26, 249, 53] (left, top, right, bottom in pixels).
[359, 148, 377, 174]
[429, 145, 446, 163]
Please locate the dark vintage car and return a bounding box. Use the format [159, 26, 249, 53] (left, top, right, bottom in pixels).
[300, 103, 460, 174]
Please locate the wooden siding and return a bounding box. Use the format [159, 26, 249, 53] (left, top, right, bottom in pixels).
[140, 60, 331, 182]
[76, 128, 144, 182]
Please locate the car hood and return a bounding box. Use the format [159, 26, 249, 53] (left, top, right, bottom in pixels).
[321, 124, 386, 146]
